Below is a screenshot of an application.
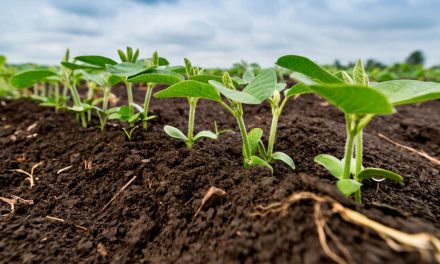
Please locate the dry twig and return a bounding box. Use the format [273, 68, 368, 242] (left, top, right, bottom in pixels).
[45, 215, 88, 231]
[100, 176, 137, 213]
[378, 133, 440, 166]
[0, 195, 33, 216]
[194, 186, 226, 217]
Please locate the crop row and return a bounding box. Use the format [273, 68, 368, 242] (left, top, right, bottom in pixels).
[1, 48, 440, 203]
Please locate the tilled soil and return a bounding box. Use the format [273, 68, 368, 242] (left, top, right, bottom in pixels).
[0, 86, 439, 263]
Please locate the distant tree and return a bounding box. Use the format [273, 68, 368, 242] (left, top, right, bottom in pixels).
[405, 50, 425, 65]
[366, 59, 385, 69]
[334, 59, 343, 69]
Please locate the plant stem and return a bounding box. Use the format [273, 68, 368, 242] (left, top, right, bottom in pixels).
[236, 112, 251, 163]
[126, 82, 134, 127]
[267, 108, 280, 161]
[103, 86, 110, 112]
[142, 84, 154, 129]
[186, 97, 197, 148]
[68, 80, 87, 128]
[354, 130, 363, 203]
[342, 119, 355, 179]
[33, 83, 38, 96]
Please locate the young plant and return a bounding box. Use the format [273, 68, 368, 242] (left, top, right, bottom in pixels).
[128, 51, 180, 129]
[231, 70, 310, 170]
[277, 55, 440, 203]
[208, 70, 279, 173]
[123, 126, 138, 141]
[154, 58, 226, 148]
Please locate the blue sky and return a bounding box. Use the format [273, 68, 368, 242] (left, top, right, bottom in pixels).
[0, 0, 439, 67]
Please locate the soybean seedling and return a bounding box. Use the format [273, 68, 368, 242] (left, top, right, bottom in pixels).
[154, 58, 228, 148]
[123, 126, 138, 141]
[208, 70, 279, 173]
[231, 70, 310, 170]
[277, 55, 440, 203]
[128, 51, 182, 129]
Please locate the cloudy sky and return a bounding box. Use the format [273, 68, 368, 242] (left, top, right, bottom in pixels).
[0, 0, 439, 67]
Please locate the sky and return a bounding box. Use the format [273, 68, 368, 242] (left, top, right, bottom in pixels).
[0, 0, 439, 67]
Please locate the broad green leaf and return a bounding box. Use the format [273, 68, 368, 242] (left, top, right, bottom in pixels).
[74, 55, 117, 68]
[310, 84, 395, 114]
[108, 75, 124, 86]
[248, 156, 273, 174]
[285, 83, 313, 97]
[353, 59, 368, 85]
[371, 80, 440, 106]
[164, 125, 187, 141]
[154, 80, 221, 101]
[231, 76, 246, 85]
[243, 69, 277, 101]
[194, 130, 218, 141]
[357, 168, 403, 183]
[247, 128, 263, 156]
[314, 154, 343, 179]
[168, 66, 186, 74]
[128, 73, 183, 85]
[242, 70, 255, 83]
[11, 70, 58, 88]
[108, 106, 130, 120]
[61, 61, 102, 71]
[276, 55, 343, 84]
[272, 152, 295, 170]
[290, 72, 317, 86]
[209, 80, 260, 104]
[188, 74, 223, 84]
[337, 179, 362, 196]
[106, 62, 155, 77]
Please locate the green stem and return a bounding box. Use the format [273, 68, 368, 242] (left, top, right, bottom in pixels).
[342, 121, 355, 179]
[55, 83, 60, 112]
[267, 108, 280, 161]
[103, 86, 110, 112]
[354, 130, 363, 203]
[126, 82, 134, 127]
[142, 84, 154, 129]
[68, 80, 87, 128]
[186, 97, 198, 148]
[236, 112, 251, 163]
[33, 84, 38, 96]
[41, 82, 46, 98]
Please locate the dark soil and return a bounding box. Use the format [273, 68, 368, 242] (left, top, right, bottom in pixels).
[1, 85, 439, 263]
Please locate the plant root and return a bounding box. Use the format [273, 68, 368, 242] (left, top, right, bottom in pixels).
[100, 176, 137, 213]
[194, 187, 226, 217]
[0, 195, 34, 216]
[251, 192, 440, 263]
[378, 133, 440, 166]
[10, 161, 44, 188]
[45, 215, 88, 231]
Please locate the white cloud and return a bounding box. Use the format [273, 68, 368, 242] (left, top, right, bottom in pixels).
[0, 0, 439, 67]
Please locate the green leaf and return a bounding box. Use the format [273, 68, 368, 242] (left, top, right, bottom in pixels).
[108, 75, 124, 86]
[337, 179, 362, 196]
[61, 61, 102, 71]
[314, 154, 343, 179]
[128, 73, 183, 84]
[11, 70, 58, 88]
[276, 55, 343, 84]
[118, 49, 128, 62]
[194, 130, 218, 141]
[371, 80, 440, 106]
[74, 55, 117, 68]
[127, 113, 141, 123]
[272, 152, 295, 169]
[357, 168, 403, 183]
[242, 70, 255, 83]
[353, 59, 368, 85]
[154, 80, 221, 101]
[285, 83, 313, 97]
[209, 80, 260, 104]
[310, 84, 395, 114]
[106, 62, 155, 78]
[243, 69, 277, 101]
[188, 74, 223, 84]
[247, 128, 263, 156]
[164, 125, 187, 141]
[248, 156, 273, 174]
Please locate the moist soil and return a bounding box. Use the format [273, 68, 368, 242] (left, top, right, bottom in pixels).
[0, 84, 439, 263]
